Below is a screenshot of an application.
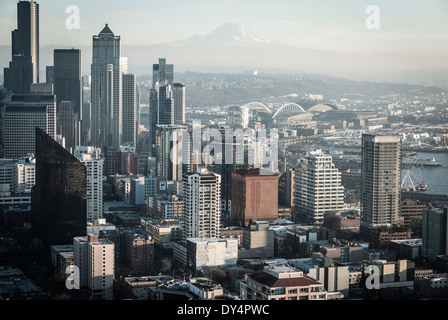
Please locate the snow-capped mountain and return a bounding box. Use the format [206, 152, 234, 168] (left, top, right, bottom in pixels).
[173, 22, 272, 47]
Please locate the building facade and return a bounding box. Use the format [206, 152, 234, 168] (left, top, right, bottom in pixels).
[182, 168, 221, 240]
[293, 150, 344, 225]
[361, 134, 402, 228]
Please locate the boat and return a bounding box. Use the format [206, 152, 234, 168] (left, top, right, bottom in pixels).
[419, 157, 441, 167]
[402, 156, 441, 167]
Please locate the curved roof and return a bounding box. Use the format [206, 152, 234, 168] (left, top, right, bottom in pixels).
[272, 103, 306, 119]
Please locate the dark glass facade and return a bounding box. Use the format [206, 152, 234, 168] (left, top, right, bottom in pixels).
[31, 127, 87, 246]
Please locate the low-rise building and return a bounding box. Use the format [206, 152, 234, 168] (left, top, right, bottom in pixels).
[240, 264, 327, 300]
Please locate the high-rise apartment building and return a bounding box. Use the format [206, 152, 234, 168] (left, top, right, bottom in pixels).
[4, 0, 39, 94]
[74, 146, 103, 224]
[361, 134, 402, 228]
[182, 168, 221, 241]
[1, 94, 56, 159]
[73, 234, 115, 300]
[91, 24, 123, 148]
[293, 150, 344, 225]
[31, 128, 86, 246]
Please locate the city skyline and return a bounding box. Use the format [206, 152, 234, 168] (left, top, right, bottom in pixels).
[1, 1, 448, 81]
[1, 0, 448, 306]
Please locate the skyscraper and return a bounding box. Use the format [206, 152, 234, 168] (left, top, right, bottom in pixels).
[74, 146, 104, 224]
[148, 83, 174, 154]
[91, 24, 123, 148]
[361, 134, 402, 229]
[152, 58, 173, 88]
[122, 73, 137, 146]
[172, 83, 185, 125]
[182, 167, 221, 241]
[31, 128, 86, 246]
[3, 0, 39, 94]
[53, 49, 82, 150]
[1, 94, 56, 159]
[293, 150, 344, 224]
[155, 124, 187, 181]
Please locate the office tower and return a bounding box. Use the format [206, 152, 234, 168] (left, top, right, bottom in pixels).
[58, 101, 76, 152]
[148, 83, 174, 154]
[230, 168, 278, 227]
[182, 167, 221, 241]
[53, 49, 82, 150]
[74, 146, 103, 224]
[122, 73, 137, 146]
[46, 66, 54, 85]
[152, 58, 173, 88]
[91, 24, 123, 148]
[155, 124, 187, 181]
[293, 150, 344, 225]
[3, 0, 39, 94]
[31, 128, 86, 246]
[361, 134, 402, 228]
[172, 83, 185, 125]
[74, 234, 114, 300]
[1, 94, 56, 159]
[422, 207, 448, 261]
[53, 49, 81, 115]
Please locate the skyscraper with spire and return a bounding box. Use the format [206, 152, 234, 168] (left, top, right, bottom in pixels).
[3, 0, 39, 94]
[91, 24, 123, 148]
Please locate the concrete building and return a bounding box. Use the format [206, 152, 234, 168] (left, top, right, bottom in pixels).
[147, 194, 183, 220]
[123, 229, 154, 276]
[74, 146, 103, 223]
[182, 168, 221, 240]
[414, 273, 448, 298]
[239, 221, 275, 259]
[73, 234, 115, 300]
[422, 206, 448, 261]
[362, 259, 415, 290]
[293, 150, 344, 225]
[361, 134, 402, 228]
[186, 237, 238, 269]
[231, 168, 279, 227]
[2, 94, 56, 159]
[141, 218, 182, 247]
[289, 252, 350, 298]
[240, 264, 327, 300]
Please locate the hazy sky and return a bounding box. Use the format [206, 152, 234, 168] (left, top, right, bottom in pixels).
[1, 0, 448, 57]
